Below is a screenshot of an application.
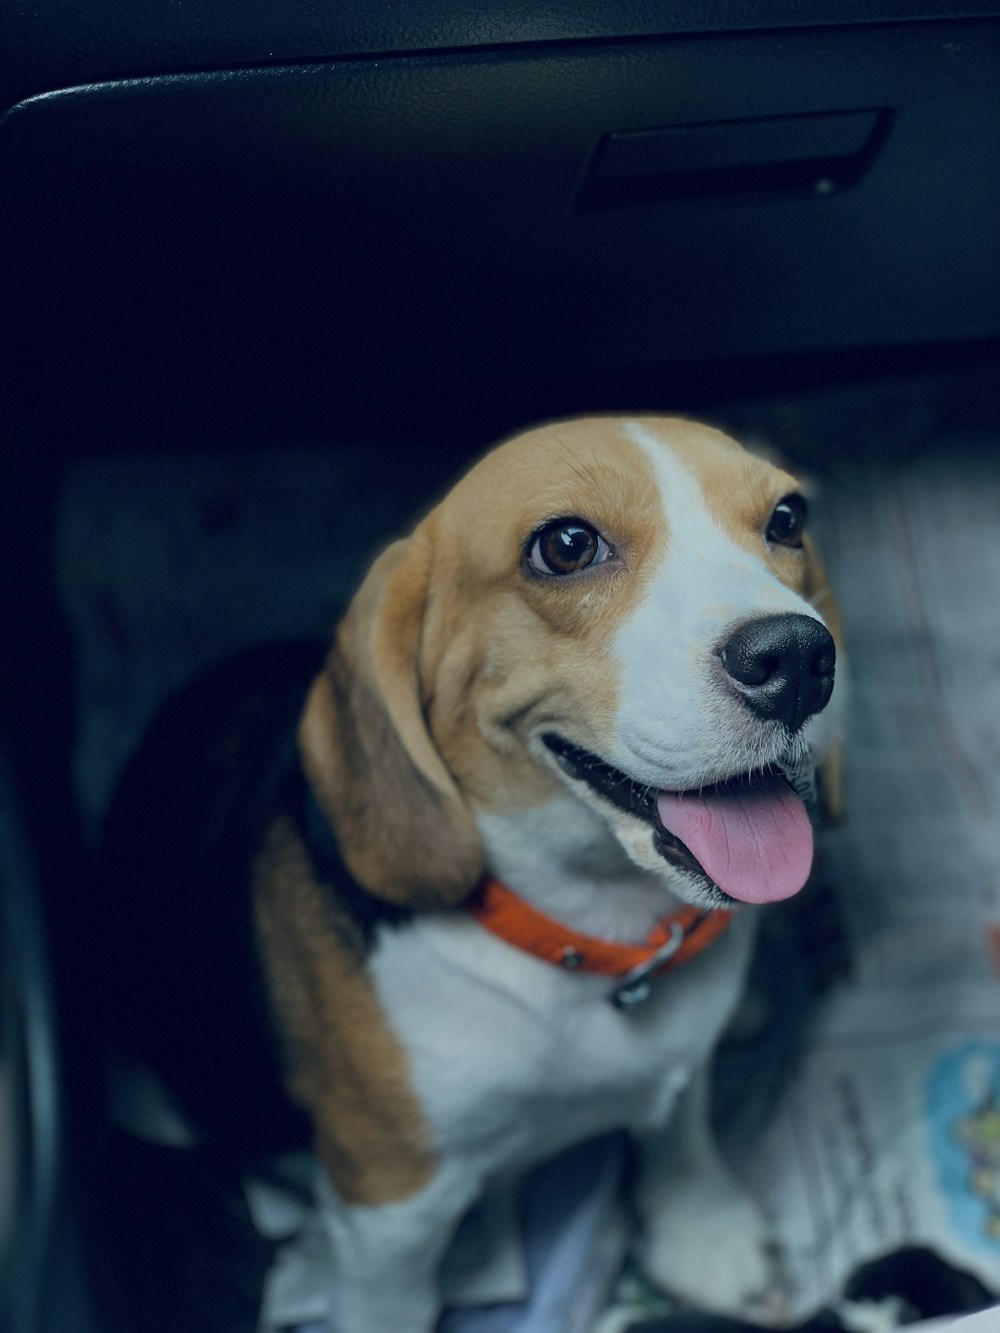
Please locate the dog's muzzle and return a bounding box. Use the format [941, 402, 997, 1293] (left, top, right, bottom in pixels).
[543, 734, 818, 908]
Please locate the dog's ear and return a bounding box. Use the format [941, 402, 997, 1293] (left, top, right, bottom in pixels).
[299, 533, 484, 907]
[802, 534, 845, 825]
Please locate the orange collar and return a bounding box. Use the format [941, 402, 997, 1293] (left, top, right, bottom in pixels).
[468, 876, 732, 1009]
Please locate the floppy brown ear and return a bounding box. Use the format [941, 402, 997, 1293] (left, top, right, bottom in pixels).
[802, 533, 845, 825]
[298, 532, 484, 907]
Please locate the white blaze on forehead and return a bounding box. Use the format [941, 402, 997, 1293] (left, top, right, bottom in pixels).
[610, 421, 823, 789]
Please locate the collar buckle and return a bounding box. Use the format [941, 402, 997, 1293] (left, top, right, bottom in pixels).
[607, 922, 685, 1011]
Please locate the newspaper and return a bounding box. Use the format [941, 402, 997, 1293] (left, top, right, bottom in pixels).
[724, 439, 1000, 1321]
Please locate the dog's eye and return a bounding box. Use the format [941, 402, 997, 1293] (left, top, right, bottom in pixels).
[765, 494, 808, 548]
[528, 519, 609, 576]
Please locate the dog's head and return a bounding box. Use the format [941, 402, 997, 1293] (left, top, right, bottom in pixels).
[301, 416, 841, 911]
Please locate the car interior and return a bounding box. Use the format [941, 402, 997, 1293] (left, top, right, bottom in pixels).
[2, 4, 1000, 1331]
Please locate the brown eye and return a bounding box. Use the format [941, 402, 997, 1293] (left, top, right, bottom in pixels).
[765, 494, 807, 548]
[528, 519, 609, 575]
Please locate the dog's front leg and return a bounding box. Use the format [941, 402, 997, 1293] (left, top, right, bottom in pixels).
[317, 1159, 482, 1333]
[634, 1063, 782, 1319]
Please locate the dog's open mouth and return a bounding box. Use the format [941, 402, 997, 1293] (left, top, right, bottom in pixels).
[542, 734, 814, 905]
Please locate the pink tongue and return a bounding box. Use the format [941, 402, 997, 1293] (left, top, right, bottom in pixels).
[655, 772, 813, 904]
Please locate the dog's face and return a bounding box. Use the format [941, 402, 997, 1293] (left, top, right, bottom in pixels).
[301, 417, 840, 910]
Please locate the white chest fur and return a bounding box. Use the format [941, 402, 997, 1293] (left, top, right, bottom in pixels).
[368, 903, 757, 1177]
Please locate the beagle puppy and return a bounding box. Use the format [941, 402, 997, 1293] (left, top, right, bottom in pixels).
[102, 416, 840, 1332]
[249, 416, 841, 1331]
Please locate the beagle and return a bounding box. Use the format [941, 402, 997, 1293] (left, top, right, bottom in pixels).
[250, 415, 841, 1331]
[104, 416, 841, 1331]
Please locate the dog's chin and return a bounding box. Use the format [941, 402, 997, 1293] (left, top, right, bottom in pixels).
[540, 732, 817, 910]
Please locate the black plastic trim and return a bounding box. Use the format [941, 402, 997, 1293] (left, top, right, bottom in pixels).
[3, 2, 1000, 108]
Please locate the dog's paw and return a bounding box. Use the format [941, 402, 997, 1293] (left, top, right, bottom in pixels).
[636, 1175, 785, 1320]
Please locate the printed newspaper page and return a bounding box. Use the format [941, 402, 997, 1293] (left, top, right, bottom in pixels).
[731, 442, 1000, 1319]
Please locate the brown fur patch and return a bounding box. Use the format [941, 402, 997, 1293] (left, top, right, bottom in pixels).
[299, 536, 483, 908]
[630, 416, 837, 611]
[300, 418, 672, 900]
[633, 418, 801, 557]
[253, 815, 437, 1205]
[415, 419, 668, 814]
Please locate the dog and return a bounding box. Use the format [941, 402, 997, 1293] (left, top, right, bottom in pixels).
[101, 416, 841, 1332]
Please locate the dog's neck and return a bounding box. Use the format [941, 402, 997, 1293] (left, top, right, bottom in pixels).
[474, 791, 686, 945]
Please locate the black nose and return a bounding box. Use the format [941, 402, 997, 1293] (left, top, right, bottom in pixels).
[719, 613, 835, 732]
